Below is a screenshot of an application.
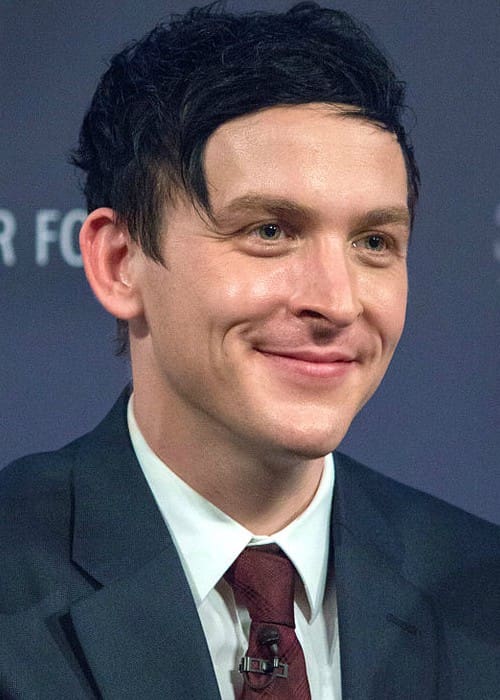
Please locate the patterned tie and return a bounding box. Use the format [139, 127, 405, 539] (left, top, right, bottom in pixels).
[225, 546, 311, 699]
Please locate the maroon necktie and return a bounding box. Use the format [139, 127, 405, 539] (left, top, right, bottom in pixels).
[225, 546, 311, 699]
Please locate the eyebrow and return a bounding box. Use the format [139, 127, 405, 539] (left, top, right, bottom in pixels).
[353, 206, 411, 230]
[212, 195, 316, 228]
[212, 194, 410, 231]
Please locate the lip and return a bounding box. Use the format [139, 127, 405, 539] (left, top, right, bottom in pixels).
[259, 349, 356, 363]
[255, 348, 357, 379]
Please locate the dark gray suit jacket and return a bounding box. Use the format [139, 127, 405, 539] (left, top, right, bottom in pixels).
[1, 391, 499, 698]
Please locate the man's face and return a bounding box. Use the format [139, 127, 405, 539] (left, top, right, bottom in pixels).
[131, 104, 410, 461]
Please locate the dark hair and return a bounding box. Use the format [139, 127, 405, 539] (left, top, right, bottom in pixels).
[72, 1, 419, 354]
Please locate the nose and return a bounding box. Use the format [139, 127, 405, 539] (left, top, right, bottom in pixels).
[288, 238, 363, 327]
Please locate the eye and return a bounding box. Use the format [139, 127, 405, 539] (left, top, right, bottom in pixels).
[353, 234, 389, 252]
[252, 223, 285, 241]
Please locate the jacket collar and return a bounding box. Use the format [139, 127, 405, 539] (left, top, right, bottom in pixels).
[332, 452, 439, 699]
[68, 389, 221, 699]
[71, 387, 170, 584]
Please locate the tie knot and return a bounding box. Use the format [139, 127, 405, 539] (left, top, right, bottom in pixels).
[225, 546, 296, 628]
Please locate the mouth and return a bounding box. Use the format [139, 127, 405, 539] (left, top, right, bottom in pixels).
[255, 348, 357, 380]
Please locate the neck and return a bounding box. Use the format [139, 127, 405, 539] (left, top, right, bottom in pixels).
[131, 387, 325, 535]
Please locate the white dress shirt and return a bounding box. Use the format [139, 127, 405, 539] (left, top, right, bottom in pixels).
[127, 398, 342, 699]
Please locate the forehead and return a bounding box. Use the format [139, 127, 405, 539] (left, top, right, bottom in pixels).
[203, 103, 408, 220]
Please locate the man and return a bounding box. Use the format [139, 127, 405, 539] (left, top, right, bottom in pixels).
[0, 3, 498, 699]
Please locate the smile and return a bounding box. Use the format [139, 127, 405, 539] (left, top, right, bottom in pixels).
[256, 349, 357, 380]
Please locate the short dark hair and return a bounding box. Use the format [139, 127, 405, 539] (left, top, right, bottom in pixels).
[72, 1, 419, 353]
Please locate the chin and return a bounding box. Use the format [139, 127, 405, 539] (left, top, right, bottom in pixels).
[262, 421, 350, 461]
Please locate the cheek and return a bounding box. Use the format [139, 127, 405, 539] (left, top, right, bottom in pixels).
[379, 282, 408, 350]
[195, 261, 291, 323]
[362, 270, 407, 349]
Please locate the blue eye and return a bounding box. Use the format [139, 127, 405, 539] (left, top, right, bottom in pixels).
[255, 223, 283, 240]
[354, 234, 387, 252]
[366, 235, 386, 251]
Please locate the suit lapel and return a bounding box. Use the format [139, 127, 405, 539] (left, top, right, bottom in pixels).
[332, 453, 440, 700]
[69, 551, 220, 699]
[67, 391, 220, 699]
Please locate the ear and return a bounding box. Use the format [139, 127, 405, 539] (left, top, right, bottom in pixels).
[80, 208, 144, 320]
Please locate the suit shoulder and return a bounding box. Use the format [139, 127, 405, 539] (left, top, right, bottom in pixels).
[334, 451, 500, 559]
[337, 453, 500, 658]
[0, 388, 130, 496]
[0, 441, 79, 498]
[0, 443, 83, 613]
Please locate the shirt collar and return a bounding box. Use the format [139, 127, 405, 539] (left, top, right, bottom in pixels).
[127, 396, 334, 620]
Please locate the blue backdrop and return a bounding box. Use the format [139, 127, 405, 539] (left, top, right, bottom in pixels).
[1, 0, 499, 524]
